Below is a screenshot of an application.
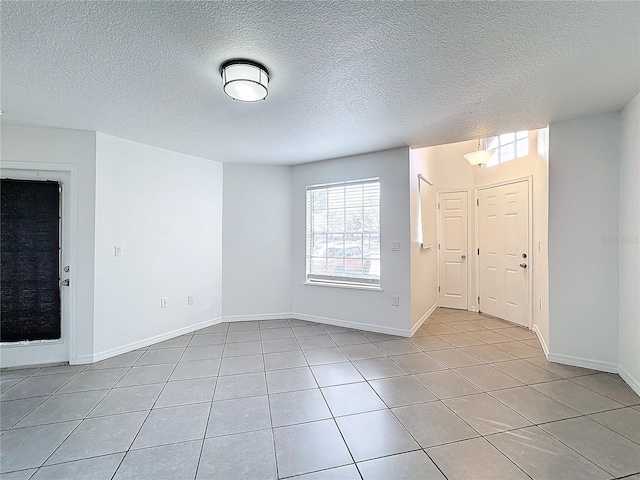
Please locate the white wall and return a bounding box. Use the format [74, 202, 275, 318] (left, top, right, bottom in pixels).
[409, 148, 438, 331]
[618, 92, 640, 394]
[548, 113, 620, 372]
[1, 125, 97, 364]
[291, 148, 413, 335]
[93, 133, 223, 360]
[222, 164, 292, 319]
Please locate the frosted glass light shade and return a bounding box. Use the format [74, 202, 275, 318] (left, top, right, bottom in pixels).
[221, 61, 269, 102]
[463, 150, 494, 165]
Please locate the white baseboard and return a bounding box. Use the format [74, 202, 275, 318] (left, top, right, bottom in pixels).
[77, 312, 417, 366]
[618, 364, 640, 397]
[410, 303, 438, 336]
[531, 324, 549, 359]
[221, 313, 293, 323]
[292, 312, 412, 337]
[546, 352, 618, 374]
[77, 317, 222, 365]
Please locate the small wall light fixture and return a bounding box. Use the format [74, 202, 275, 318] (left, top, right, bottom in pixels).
[463, 139, 494, 166]
[221, 60, 269, 102]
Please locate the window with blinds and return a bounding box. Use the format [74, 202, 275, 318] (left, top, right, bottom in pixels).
[306, 178, 380, 287]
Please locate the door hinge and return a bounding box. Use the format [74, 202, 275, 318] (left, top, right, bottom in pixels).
[438, 243, 440, 250]
[437, 202, 440, 209]
[477, 248, 480, 255]
[478, 296, 480, 304]
[476, 198, 479, 206]
[438, 286, 441, 292]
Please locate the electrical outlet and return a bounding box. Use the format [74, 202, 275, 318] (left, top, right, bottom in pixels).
[392, 295, 400, 306]
[187, 295, 194, 305]
[161, 297, 168, 308]
[391, 241, 400, 251]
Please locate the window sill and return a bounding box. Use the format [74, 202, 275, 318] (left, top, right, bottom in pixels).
[304, 281, 383, 292]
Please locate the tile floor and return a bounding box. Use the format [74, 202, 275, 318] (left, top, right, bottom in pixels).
[1, 308, 639, 479]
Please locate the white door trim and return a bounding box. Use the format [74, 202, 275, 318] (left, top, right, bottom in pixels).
[1, 161, 78, 365]
[474, 176, 533, 329]
[437, 188, 474, 311]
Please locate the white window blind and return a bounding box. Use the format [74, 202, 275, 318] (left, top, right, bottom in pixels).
[306, 178, 380, 287]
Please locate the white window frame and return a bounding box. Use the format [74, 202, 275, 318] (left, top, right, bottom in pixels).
[483, 131, 529, 167]
[305, 178, 381, 289]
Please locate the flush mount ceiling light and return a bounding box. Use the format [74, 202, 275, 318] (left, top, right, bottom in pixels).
[463, 139, 494, 166]
[221, 60, 269, 102]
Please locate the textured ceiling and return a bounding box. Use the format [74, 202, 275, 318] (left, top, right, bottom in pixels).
[2, 1, 639, 165]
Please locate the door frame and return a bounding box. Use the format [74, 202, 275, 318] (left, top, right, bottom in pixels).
[0, 161, 78, 366]
[437, 188, 474, 311]
[474, 176, 534, 329]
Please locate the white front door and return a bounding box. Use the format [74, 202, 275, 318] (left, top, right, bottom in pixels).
[438, 191, 468, 310]
[478, 180, 530, 327]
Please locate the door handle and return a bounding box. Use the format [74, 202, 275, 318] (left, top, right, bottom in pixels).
[519, 263, 527, 269]
[461, 255, 466, 259]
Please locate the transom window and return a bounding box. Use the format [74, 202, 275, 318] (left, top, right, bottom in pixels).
[484, 131, 529, 167]
[306, 178, 380, 287]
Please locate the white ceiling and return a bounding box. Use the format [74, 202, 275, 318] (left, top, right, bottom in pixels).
[2, 1, 639, 165]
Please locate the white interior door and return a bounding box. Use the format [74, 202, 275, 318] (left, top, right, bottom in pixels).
[478, 180, 530, 327]
[438, 191, 468, 310]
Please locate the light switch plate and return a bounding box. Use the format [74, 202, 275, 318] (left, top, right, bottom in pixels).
[114, 245, 123, 256]
[391, 241, 400, 251]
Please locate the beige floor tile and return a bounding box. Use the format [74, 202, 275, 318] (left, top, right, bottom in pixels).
[390, 353, 446, 374]
[413, 370, 481, 399]
[570, 373, 640, 406]
[447, 321, 487, 333]
[335, 409, 420, 462]
[494, 341, 543, 359]
[466, 330, 514, 344]
[489, 385, 581, 424]
[357, 450, 445, 480]
[407, 336, 454, 351]
[369, 376, 436, 408]
[493, 327, 537, 341]
[444, 393, 531, 435]
[525, 356, 598, 378]
[393, 401, 478, 447]
[532, 379, 624, 414]
[451, 312, 489, 322]
[454, 365, 523, 391]
[471, 318, 512, 329]
[492, 359, 561, 384]
[6, 316, 640, 480]
[540, 417, 640, 477]
[422, 323, 459, 335]
[589, 407, 640, 444]
[435, 333, 485, 347]
[521, 338, 542, 349]
[427, 437, 529, 480]
[487, 426, 611, 480]
[428, 349, 483, 368]
[461, 345, 517, 363]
